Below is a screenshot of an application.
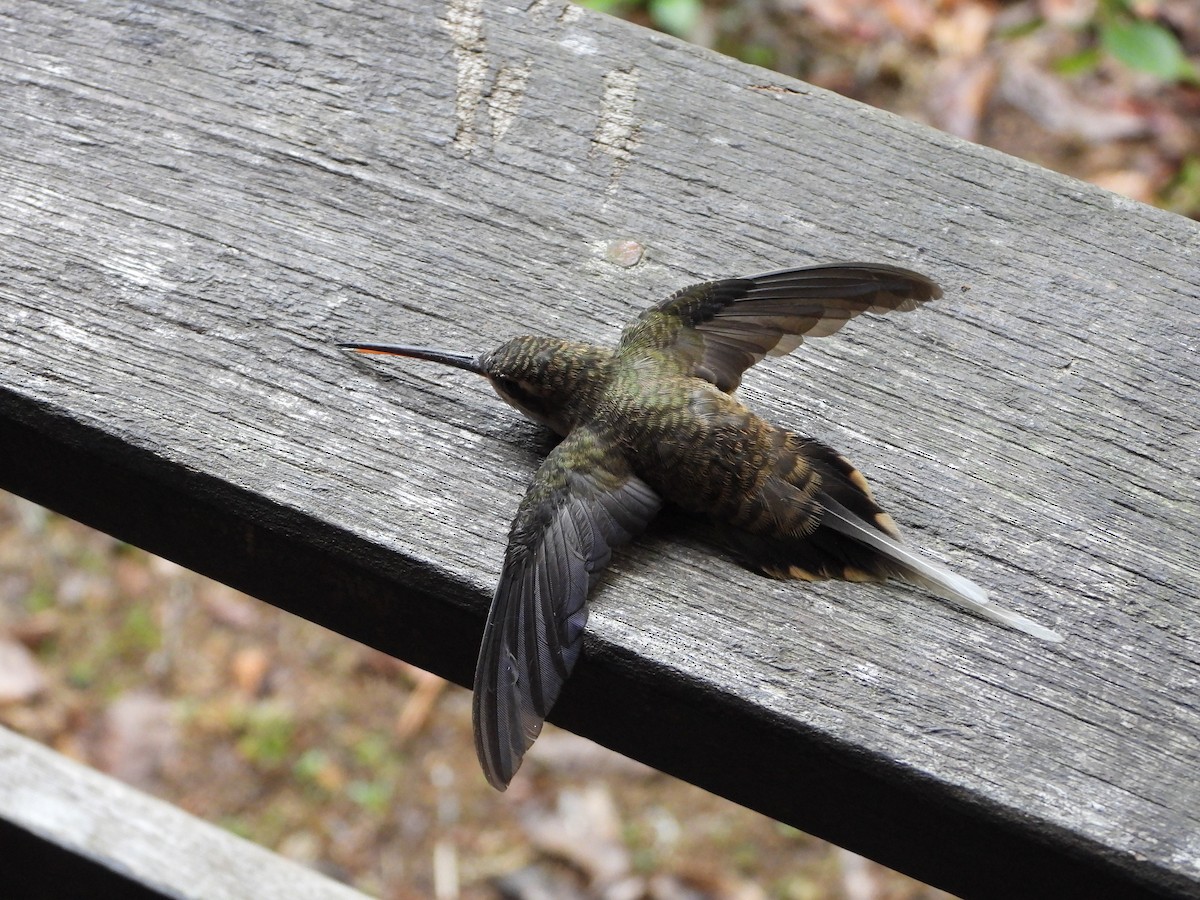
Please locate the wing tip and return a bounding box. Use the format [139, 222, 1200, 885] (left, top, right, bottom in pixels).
[746, 261, 942, 303]
[472, 705, 522, 792]
[482, 764, 514, 792]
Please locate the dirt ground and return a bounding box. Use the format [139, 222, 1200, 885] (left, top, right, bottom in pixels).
[0, 493, 954, 899]
[2, 2, 1196, 898]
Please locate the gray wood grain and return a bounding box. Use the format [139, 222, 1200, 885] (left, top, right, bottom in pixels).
[0, 1, 1197, 897]
[0, 725, 368, 899]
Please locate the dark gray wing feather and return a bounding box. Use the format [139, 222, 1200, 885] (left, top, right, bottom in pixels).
[472, 427, 662, 790]
[633, 263, 942, 391]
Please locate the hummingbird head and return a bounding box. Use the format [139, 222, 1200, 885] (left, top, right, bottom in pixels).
[340, 335, 612, 436]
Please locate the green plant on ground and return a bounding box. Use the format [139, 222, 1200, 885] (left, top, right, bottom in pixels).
[1054, 0, 1198, 83]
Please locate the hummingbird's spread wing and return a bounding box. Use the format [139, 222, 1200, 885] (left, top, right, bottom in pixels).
[641, 263, 942, 392]
[473, 427, 662, 790]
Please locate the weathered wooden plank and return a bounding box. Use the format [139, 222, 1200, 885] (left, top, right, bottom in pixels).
[0, 1, 1196, 898]
[0, 725, 368, 899]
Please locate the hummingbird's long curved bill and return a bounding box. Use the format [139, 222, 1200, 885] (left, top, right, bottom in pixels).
[338, 343, 485, 376]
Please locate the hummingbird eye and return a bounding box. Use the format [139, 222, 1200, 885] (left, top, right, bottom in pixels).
[490, 376, 530, 407]
[486, 365, 571, 435]
[494, 376, 523, 397]
[495, 376, 548, 401]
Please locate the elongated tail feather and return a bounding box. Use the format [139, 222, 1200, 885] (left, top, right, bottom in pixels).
[820, 498, 1063, 642]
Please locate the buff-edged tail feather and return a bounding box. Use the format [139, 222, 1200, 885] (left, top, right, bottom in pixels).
[820, 498, 1063, 642]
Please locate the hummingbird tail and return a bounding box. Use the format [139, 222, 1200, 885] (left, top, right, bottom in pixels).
[819, 498, 1063, 642]
[724, 436, 1062, 642]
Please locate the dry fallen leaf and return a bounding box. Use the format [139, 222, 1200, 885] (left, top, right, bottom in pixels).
[0, 635, 47, 704]
[94, 689, 179, 789]
[521, 784, 636, 892]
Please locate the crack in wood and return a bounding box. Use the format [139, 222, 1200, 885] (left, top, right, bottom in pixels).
[441, 0, 531, 154]
[592, 67, 640, 189]
[748, 83, 810, 95]
[441, 0, 486, 153]
[488, 61, 533, 145]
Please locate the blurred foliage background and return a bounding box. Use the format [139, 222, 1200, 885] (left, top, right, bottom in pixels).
[587, 0, 1200, 216]
[2, 2, 1197, 899]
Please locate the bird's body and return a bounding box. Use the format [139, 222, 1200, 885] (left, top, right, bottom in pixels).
[342, 262, 1062, 791]
[550, 345, 888, 577]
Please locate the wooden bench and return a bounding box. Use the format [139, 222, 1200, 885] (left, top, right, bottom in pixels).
[2, 0, 1197, 896]
[0, 726, 369, 899]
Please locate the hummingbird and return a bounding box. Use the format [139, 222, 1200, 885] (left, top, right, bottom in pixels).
[341, 262, 1063, 790]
